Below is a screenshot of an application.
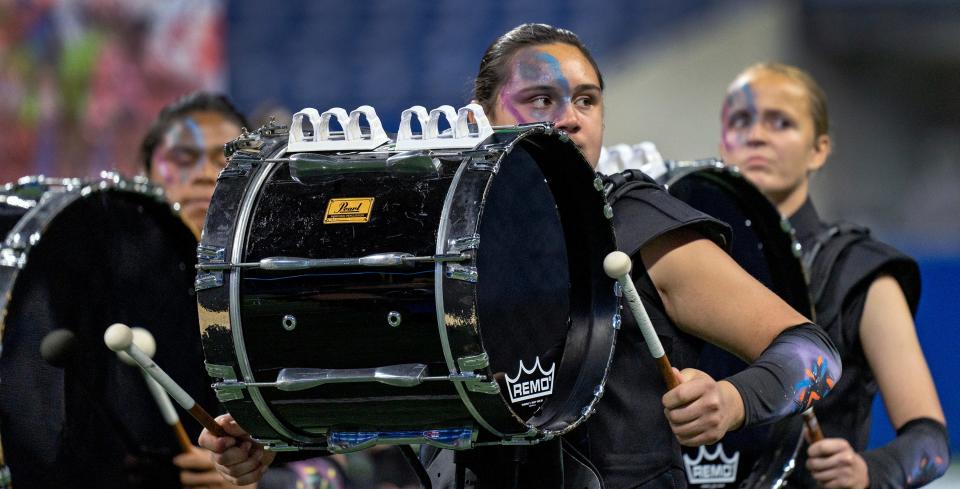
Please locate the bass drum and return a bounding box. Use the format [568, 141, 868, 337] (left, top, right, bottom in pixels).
[197, 122, 618, 452]
[658, 161, 813, 489]
[0, 175, 214, 489]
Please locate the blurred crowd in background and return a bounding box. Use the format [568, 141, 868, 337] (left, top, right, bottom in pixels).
[1, 0, 224, 179]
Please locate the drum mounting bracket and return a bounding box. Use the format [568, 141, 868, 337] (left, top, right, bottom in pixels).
[196, 244, 226, 290]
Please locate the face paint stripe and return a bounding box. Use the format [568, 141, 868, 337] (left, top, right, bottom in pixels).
[722, 84, 757, 152]
[500, 49, 576, 124]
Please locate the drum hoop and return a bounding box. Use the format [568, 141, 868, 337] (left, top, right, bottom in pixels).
[454, 127, 618, 438]
[514, 130, 617, 436]
[664, 163, 813, 318]
[228, 157, 323, 445]
[0, 179, 167, 341]
[434, 151, 504, 438]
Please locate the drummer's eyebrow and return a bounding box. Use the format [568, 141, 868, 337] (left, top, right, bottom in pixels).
[512, 83, 601, 97]
[572, 84, 602, 94]
[513, 85, 563, 95]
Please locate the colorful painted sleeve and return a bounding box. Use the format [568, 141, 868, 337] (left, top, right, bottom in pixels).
[862, 417, 950, 488]
[725, 322, 841, 426]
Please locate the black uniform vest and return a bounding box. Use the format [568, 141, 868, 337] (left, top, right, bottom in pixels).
[566, 171, 731, 489]
[787, 199, 920, 486]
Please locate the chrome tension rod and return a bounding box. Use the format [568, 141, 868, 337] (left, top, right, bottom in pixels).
[196, 252, 468, 271]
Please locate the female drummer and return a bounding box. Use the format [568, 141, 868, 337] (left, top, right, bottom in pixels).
[718, 63, 948, 488]
[140, 91, 248, 238]
[198, 25, 842, 488]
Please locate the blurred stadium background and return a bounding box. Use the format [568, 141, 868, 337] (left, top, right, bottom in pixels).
[2, 0, 957, 482]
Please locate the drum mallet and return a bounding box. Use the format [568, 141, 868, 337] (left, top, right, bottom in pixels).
[104, 323, 227, 437]
[114, 326, 194, 453]
[603, 251, 680, 390]
[802, 408, 825, 442]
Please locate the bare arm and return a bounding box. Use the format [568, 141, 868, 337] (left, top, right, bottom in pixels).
[639, 227, 824, 445]
[641, 227, 810, 360]
[861, 275, 944, 427]
[806, 274, 947, 488]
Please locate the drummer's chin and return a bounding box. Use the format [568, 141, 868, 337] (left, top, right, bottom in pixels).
[739, 168, 775, 192]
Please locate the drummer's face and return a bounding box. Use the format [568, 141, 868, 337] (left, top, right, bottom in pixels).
[491, 43, 604, 167]
[150, 111, 241, 237]
[719, 70, 829, 202]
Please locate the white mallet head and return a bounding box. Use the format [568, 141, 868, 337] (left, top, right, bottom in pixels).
[603, 251, 633, 279]
[117, 327, 156, 365]
[104, 323, 134, 352]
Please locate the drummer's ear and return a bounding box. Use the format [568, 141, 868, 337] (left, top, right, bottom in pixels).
[808, 133, 832, 172]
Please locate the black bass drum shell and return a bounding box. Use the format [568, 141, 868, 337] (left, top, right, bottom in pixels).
[662, 162, 812, 489]
[198, 125, 617, 449]
[0, 179, 214, 489]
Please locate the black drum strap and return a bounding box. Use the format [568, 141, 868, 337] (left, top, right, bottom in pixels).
[561, 439, 603, 489]
[601, 169, 661, 203]
[802, 222, 871, 306]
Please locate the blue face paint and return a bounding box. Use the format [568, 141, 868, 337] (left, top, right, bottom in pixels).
[182, 116, 207, 150]
[154, 116, 208, 186]
[500, 48, 573, 124]
[721, 83, 757, 152]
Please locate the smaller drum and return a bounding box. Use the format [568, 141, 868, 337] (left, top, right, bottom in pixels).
[197, 122, 619, 452]
[0, 174, 214, 489]
[654, 160, 813, 489]
[0, 176, 84, 238]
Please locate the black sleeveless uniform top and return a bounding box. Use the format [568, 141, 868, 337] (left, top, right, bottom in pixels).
[566, 172, 731, 489]
[786, 199, 920, 486]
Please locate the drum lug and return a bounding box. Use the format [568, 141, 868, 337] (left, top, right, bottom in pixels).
[499, 428, 542, 445]
[450, 371, 500, 394]
[257, 441, 302, 452]
[219, 158, 257, 178]
[195, 272, 224, 291]
[463, 379, 500, 394]
[0, 247, 25, 269]
[447, 234, 479, 254]
[196, 244, 226, 291]
[211, 380, 246, 402]
[468, 154, 499, 173]
[457, 352, 489, 371]
[603, 203, 614, 219]
[449, 350, 500, 393]
[198, 244, 226, 263]
[445, 263, 478, 283]
[206, 363, 245, 402]
[205, 362, 237, 379]
[444, 236, 479, 282]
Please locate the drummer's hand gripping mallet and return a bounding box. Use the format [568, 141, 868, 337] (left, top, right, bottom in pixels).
[603, 251, 680, 390]
[114, 326, 194, 452]
[104, 323, 227, 437]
